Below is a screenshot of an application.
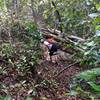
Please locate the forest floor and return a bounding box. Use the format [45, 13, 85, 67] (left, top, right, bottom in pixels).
[0, 58, 88, 100]
[36, 61, 81, 100]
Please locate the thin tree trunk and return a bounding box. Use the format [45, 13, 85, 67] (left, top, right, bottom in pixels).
[12, 0, 20, 19]
[52, 1, 62, 33]
[4, 0, 12, 44]
[31, 0, 38, 24]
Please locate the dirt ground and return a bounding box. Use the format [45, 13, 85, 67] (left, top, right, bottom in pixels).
[0, 59, 86, 100]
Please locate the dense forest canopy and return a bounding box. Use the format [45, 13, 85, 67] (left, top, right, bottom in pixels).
[0, 0, 100, 100]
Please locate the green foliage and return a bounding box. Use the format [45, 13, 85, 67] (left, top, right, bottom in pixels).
[69, 34, 100, 66]
[0, 0, 100, 99]
[88, 82, 100, 92]
[0, 95, 11, 100]
[73, 6, 100, 66]
[16, 46, 42, 73]
[16, 24, 42, 73]
[0, 21, 42, 99]
[0, 20, 42, 73]
[25, 21, 37, 32]
[70, 68, 100, 99]
[26, 97, 32, 100]
[79, 37, 100, 66]
[0, 43, 14, 57]
[87, 35, 99, 65]
[0, 82, 11, 100]
[43, 0, 95, 36]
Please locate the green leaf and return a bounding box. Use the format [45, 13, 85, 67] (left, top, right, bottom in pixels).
[26, 97, 32, 100]
[84, 50, 91, 56]
[75, 68, 100, 81]
[96, 4, 100, 11]
[90, 96, 95, 100]
[96, 25, 100, 30]
[86, 41, 94, 47]
[88, 82, 100, 92]
[0, 95, 11, 100]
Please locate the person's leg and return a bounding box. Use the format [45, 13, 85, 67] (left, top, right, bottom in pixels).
[43, 45, 50, 61]
[51, 55, 58, 63]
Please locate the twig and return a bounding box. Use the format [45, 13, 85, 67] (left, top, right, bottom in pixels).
[54, 61, 79, 77]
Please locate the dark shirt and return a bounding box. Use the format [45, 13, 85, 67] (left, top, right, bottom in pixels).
[49, 43, 59, 56]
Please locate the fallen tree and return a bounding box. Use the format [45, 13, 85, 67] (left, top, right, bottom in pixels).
[40, 28, 85, 54]
[40, 28, 85, 42]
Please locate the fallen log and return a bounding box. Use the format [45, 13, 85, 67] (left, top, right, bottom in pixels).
[40, 28, 85, 42]
[40, 29, 85, 54]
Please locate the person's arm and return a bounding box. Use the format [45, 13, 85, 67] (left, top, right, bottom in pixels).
[44, 41, 49, 46]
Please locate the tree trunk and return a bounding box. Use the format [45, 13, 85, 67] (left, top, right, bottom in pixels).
[31, 0, 38, 24]
[52, 1, 62, 33]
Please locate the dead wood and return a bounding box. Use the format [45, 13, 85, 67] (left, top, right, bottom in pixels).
[54, 61, 79, 77]
[40, 28, 85, 54]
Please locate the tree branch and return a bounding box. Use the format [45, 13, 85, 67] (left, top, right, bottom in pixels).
[54, 61, 79, 77]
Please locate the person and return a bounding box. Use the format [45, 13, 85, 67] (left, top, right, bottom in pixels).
[43, 36, 59, 63]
